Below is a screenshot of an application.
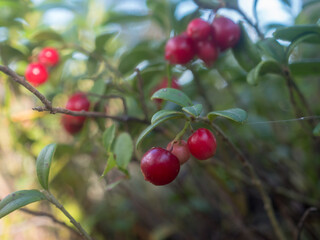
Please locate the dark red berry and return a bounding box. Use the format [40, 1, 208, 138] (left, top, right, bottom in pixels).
[38, 47, 60, 67]
[165, 34, 195, 65]
[25, 63, 48, 86]
[187, 128, 217, 160]
[211, 16, 241, 51]
[166, 140, 190, 165]
[196, 40, 219, 66]
[152, 77, 180, 104]
[140, 147, 180, 186]
[187, 18, 212, 41]
[62, 93, 90, 134]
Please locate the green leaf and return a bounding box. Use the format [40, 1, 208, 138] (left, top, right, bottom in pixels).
[151, 110, 185, 124]
[193, 0, 222, 9]
[247, 60, 283, 85]
[106, 179, 123, 191]
[95, 31, 117, 50]
[207, 108, 248, 123]
[105, 12, 150, 24]
[182, 104, 203, 117]
[114, 133, 133, 169]
[0, 190, 46, 219]
[286, 33, 320, 59]
[101, 153, 116, 178]
[89, 78, 106, 102]
[313, 123, 320, 136]
[36, 144, 57, 190]
[232, 21, 261, 71]
[258, 38, 286, 63]
[30, 30, 64, 42]
[289, 60, 320, 76]
[273, 24, 320, 44]
[136, 113, 185, 149]
[102, 124, 116, 152]
[151, 88, 193, 107]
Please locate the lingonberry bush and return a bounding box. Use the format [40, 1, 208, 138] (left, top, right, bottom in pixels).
[0, 0, 319, 239]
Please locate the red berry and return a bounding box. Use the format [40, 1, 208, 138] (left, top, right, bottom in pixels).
[196, 40, 219, 66]
[62, 93, 90, 134]
[166, 140, 190, 165]
[165, 34, 195, 65]
[187, 18, 212, 41]
[38, 47, 60, 67]
[187, 128, 217, 160]
[25, 63, 49, 86]
[140, 147, 180, 186]
[211, 16, 241, 51]
[152, 77, 180, 104]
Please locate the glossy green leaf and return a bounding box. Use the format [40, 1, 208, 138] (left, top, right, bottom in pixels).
[182, 104, 203, 117]
[114, 133, 133, 169]
[0, 190, 46, 219]
[313, 123, 320, 136]
[273, 24, 320, 44]
[101, 153, 116, 178]
[207, 108, 248, 123]
[151, 110, 185, 124]
[30, 30, 64, 42]
[136, 114, 185, 149]
[246, 60, 283, 85]
[286, 33, 319, 59]
[102, 124, 116, 152]
[289, 60, 320, 76]
[151, 88, 193, 107]
[95, 31, 117, 50]
[258, 38, 286, 63]
[232, 22, 261, 71]
[36, 144, 57, 190]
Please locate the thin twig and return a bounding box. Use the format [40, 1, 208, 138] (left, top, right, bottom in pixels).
[135, 68, 149, 120]
[207, 121, 287, 240]
[295, 207, 318, 240]
[253, 0, 260, 31]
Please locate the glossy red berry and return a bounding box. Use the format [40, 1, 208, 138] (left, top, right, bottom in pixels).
[188, 128, 217, 160]
[25, 63, 49, 86]
[38, 47, 60, 67]
[165, 34, 195, 65]
[62, 93, 90, 134]
[166, 140, 190, 165]
[140, 147, 180, 186]
[187, 18, 212, 41]
[152, 77, 180, 104]
[196, 40, 219, 66]
[211, 16, 241, 51]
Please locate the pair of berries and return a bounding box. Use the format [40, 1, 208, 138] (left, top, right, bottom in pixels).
[141, 128, 217, 186]
[165, 16, 241, 66]
[25, 47, 60, 86]
[61, 93, 90, 135]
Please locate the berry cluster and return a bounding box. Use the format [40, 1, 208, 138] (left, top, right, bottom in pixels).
[25, 47, 60, 86]
[165, 16, 240, 66]
[141, 128, 217, 186]
[61, 93, 91, 135]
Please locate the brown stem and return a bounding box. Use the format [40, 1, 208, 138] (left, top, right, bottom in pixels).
[135, 68, 149, 120]
[295, 207, 318, 240]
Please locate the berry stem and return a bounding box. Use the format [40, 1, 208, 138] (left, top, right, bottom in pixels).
[173, 121, 190, 142]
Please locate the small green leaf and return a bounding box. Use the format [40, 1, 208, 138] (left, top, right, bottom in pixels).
[114, 133, 133, 169]
[313, 123, 320, 136]
[36, 144, 57, 190]
[95, 31, 117, 50]
[30, 30, 64, 42]
[151, 88, 193, 107]
[247, 60, 283, 85]
[151, 110, 185, 124]
[136, 113, 185, 149]
[286, 33, 320, 60]
[102, 124, 116, 152]
[207, 108, 248, 123]
[101, 153, 116, 178]
[182, 104, 203, 117]
[289, 60, 320, 76]
[258, 38, 286, 63]
[105, 12, 150, 24]
[89, 78, 106, 102]
[0, 190, 46, 219]
[273, 24, 320, 44]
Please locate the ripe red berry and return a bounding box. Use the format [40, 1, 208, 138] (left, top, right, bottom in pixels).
[140, 147, 180, 186]
[152, 77, 180, 104]
[187, 18, 212, 41]
[166, 140, 190, 165]
[196, 40, 219, 66]
[62, 93, 90, 134]
[211, 16, 241, 51]
[187, 128, 217, 160]
[165, 34, 195, 65]
[38, 47, 60, 67]
[25, 63, 49, 86]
